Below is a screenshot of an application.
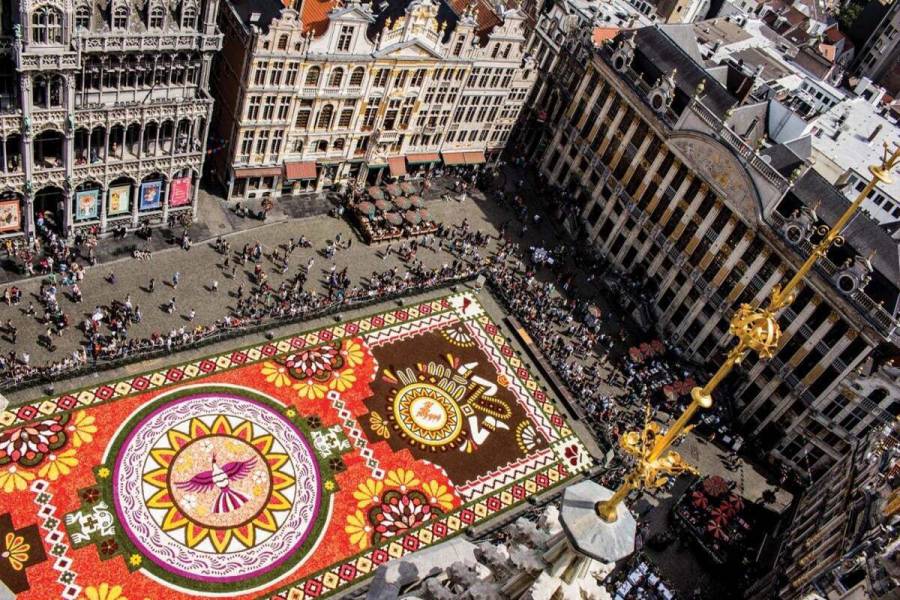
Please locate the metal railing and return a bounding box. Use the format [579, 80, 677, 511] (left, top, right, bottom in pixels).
[0, 272, 482, 392]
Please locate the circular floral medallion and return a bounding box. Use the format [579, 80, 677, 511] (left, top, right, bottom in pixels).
[392, 383, 463, 450]
[109, 387, 321, 593]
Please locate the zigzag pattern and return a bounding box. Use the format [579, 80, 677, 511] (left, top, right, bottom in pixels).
[365, 313, 460, 347]
[457, 448, 556, 500]
[465, 320, 555, 440]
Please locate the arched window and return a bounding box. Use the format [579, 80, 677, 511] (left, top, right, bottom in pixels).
[316, 105, 334, 129]
[292, 140, 303, 153]
[333, 138, 345, 151]
[317, 140, 328, 152]
[112, 5, 128, 29]
[277, 34, 288, 50]
[181, 5, 197, 29]
[75, 5, 91, 30]
[349, 67, 364, 87]
[305, 67, 320, 86]
[328, 68, 344, 88]
[31, 6, 62, 44]
[149, 5, 166, 30]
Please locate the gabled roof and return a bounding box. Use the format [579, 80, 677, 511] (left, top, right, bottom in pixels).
[592, 26, 619, 47]
[299, 0, 338, 36]
[374, 37, 445, 58]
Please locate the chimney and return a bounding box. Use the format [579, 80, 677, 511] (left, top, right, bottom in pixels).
[868, 124, 883, 143]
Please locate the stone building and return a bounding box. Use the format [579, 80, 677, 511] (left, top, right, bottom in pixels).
[536, 24, 900, 477]
[746, 421, 898, 599]
[0, 0, 221, 241]
[210, 0, 535, 202]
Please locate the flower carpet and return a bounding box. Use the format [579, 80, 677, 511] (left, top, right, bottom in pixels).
[0, 291, 590, 599]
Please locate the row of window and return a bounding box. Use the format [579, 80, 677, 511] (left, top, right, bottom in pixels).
[31, 3, 199, 44]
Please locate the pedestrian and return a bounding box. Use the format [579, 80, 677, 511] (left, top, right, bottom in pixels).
[168, 297, 176, 314]
[231, 265, 237, 278]
[149, 278, 156, 293]
[25, 301, 35, 316]
[211, 280, 218, 293]
[172, 272, 180, 289]
[188, 308, 195, 321]
[6, 319, 15, 343]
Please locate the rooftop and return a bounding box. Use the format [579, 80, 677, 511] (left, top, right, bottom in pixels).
[810, 97, 900, 202]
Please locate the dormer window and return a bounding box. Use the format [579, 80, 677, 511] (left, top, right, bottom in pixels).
[113, 6, 128, 30]
[337, 25, 354, 52]
[278, 34, 288, 50]
[75, 6, 91, 30]
[31, 6, 63, 44]
[181, 5, 197, 29]
[149, 5, 166, 30]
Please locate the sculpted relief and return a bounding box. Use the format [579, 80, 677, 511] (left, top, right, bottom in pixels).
[669, 134, 760, 224]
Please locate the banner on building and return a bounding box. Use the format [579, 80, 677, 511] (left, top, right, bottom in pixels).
[169, 176, 192, 207]
[75, 189, 100, 221]
[139, 180, 163, 211]
[0, 200, 20, 232]
[108, 185, 131, 216]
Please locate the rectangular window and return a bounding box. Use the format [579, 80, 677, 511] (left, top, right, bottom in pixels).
[253, 62, 268, 86]
[374, 69, 389, 87]
[269, 62, 283, 86]
[337, 25, 354, 51]
[383, 99, 400, 130]
[255, 131, 269, 157]
[410, 69, 426, 87]
[246, 96, 261, 120]
[285, 62, 299, 86]
[269, 131, 283, 162]
[277, 97, 291, 120]
[362, 98, 381, 129]
[393, 70, 407, 88]
[338, 108, 353, 128]
[295, 109, 310, 128]
[240, 131, 254, 162]
[262, 96, 276, 121]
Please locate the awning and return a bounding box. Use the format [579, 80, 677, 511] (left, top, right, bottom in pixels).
[464, 151, 486, 164]
[442, 152, 466, 165]
[407, 153, 440, 164]
[388, 156, 407, 177]
[233, 166, 282, 178]
[284, 160, 317, 180]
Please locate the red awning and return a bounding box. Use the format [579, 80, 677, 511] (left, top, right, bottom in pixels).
[407, 152, 440, 164]
[463, 151, 486, 164]
[284, 160, 317, 180]
[442, 152, 466, 165]
[388, 156, 407, 177]
[233, 166, 283, 178]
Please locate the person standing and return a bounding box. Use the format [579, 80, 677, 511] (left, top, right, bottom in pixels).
[172, 272, 180, 289]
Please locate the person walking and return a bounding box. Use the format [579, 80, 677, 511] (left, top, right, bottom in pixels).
[167, 297, 176, 314]
[172, 272, 180, 289]
[149, 278, 156, 293]
[187, 308, 195, 321]
[211, 280, 218, 293]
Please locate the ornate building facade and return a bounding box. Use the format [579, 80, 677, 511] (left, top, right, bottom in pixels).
[0, 0, 221, 241]
[211, 0, 535, 201]
[537, 25, 900, 477]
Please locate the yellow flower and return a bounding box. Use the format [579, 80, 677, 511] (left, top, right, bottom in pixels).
[38, 449, 78, 481]
[0, 465, 34, 493]
[285, 408, 297, 418]
[328, 369, 357, 392]
[324, 480, 335, 491]
[67, 411, 97, 448]
[422, 481, 455, 511]
[261, 362, 292, 388]
[369, 412, 390, 439]
[353, 479, 384, 508]
[129, 553, 142, 567]
[344, 510, 371, 550]
[385, 468, 420, 492]
[2, 532, 30, 571]
[294, 379, 328, 400]
[341, 340, 365, 367]
[80, 583, 127, 600]
[97, 467, 110, 479]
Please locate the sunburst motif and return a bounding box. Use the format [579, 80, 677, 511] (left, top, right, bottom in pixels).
[142, 415, 295, 554]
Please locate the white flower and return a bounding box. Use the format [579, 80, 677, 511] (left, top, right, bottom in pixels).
[200, 440, 213, 453]
[252, 470, 267, 484]
[181, 494, 198, 510]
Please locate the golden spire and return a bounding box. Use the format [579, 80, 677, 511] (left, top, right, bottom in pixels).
[596, 142, 900, 523]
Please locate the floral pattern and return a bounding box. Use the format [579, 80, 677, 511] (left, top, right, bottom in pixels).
[0, 465, 34, 493]
[0, 417, 68, 467]
[37, 449, 78, 481]
[80, 583, 127, 600]
[260, 362, 293, 388]
[2, 532, 30, 571]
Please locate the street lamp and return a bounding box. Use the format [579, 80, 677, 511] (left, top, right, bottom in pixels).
[595, 142, 900, 523]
